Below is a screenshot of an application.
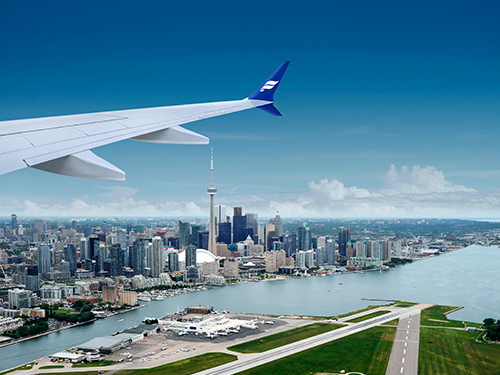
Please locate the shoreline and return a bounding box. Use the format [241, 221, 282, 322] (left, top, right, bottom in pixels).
[0, 304, 145, 349]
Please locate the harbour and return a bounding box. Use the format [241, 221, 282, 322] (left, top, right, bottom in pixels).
[0, 244, 499, 372]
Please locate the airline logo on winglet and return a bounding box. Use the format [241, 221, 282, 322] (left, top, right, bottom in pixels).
[260, 80, 279, 92]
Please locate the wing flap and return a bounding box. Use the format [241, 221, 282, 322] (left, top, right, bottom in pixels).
[130, 126, 209, 144]
[29, 150, 125, 181]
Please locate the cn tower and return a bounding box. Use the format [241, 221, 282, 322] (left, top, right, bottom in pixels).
[207, 148, 217, 254]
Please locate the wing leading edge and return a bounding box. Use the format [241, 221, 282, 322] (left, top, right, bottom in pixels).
[0, 61, 290, 181]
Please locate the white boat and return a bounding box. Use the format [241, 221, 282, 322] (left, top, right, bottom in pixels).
[139, 297, 151, 302]
[155, 296, 165, 301]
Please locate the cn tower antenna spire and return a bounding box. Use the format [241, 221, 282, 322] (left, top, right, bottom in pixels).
[207, 148, 217, 254]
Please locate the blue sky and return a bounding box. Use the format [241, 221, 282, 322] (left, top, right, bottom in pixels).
[0, 1, 499, 218]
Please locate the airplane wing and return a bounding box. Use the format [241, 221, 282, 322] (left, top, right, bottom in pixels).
[0, 61, 290, 181]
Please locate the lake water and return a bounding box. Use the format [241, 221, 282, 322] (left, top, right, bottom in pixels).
[1, 244, 498, 371]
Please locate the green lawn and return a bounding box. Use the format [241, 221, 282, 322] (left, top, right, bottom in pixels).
[419, 327, 500, 374]
[39, 365, 65, 369]
[235, 326, 396, 375]
[421, 305, 469, 328]
[346, 310, 391, 323]
[73, 360, 117, 367]
[394, 301, 418, 308]
[228, 323, 343, 353]
[336, 304, 391, 319]
[115, 353, 237, 375]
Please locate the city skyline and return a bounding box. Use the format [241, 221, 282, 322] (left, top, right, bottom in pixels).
[1, 1, 499, 219]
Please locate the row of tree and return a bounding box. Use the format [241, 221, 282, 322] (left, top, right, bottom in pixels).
[483, 318, 500, 341]
[5, 318, 48, 339]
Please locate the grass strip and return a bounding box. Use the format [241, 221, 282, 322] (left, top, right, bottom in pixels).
[73, 360, 117, 367]
[0, 363, 35, 375]
[228, 323, 343, 353]
[235, 326, 396, 375]
[346, 310, 391, 323]
[336, 304, 391, 319]
[394, 301, 418, 307]
[39, 365, 65, 369]
[421, 305, 466, 328]
[419, 327, 500, 374]
[114, 353, 237, 375]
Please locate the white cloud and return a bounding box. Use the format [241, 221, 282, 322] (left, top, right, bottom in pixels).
[2, 165, 499, 218]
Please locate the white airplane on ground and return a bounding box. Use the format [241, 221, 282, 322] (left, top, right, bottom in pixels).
[0, 61, 290, 181]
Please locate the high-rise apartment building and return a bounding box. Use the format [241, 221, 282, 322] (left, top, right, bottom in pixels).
[11, 214, 17, 230]
[273, 214, 283, 237]
[185, 245, 197, 268]
[149, 237, 163, 277]
[130, 239, 146, 276]
[179, 221, 190, 250]
[168, 251, 179, 272]
[298, 225, 311, 251]
[110, 244, 123, 277]
[338, 227, 351, 258]
[64, 244, 77, 277]
[38, 245, 51, 279]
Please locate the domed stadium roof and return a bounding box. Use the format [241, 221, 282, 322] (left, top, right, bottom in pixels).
[178, 249, 217, 264]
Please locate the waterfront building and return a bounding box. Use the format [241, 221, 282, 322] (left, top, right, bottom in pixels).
[224, 260, 239, 278]
[381, 240, 391, 262]
[346, 240, 356, 260]
[295, 251, 306, 269]
[204, 274, 226, 284]
[316, 247, 325, 267]
[0, 317, 23, 335]
[347, 257, 383, 269]
[201, 261, 218, 276]
[356, 241, 367, 258]
[304, 250, 315, 268]
[102, 285, 118, 304]
[265, 249, 286, 273]
[118, 290, 137, 306]
[184, 266, 202, 282]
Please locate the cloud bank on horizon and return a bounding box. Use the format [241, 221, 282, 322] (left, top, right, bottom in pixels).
[3, 165, 499, 219]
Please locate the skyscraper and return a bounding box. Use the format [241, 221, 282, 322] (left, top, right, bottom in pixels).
[11, 214, 17, 230]
[232, 208, 247, 243]
[179, 221, 190, 250]
[218, 222, 231, 244]
[338, 227, 351, 258]
[38, 245, 51, 279]
[273, 214, 283, 237]
[245, 213, 258, 240]
[149, 236, 163, 277]
[168, 251, 179, 272]
[109, 244, 123, 277]
[207, 149, 217, 254]
[185, 245, 197, 268]
[64, 244, 77, 277]
[298, 224, 311, 251]
[130, 238, 146, 276]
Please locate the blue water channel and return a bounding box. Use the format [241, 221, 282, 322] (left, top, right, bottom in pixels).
[1, 244, 499, 371]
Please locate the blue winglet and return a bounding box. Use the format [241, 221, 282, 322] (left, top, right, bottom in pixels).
[248, 61, 290, 102]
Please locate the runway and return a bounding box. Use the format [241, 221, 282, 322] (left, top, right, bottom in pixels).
[193, 306, 425, 375]
[385, 311, 422, 375]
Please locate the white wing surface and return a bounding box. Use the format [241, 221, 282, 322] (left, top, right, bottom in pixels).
[0, 61, 290, 181]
